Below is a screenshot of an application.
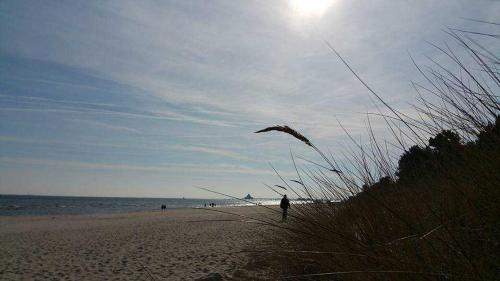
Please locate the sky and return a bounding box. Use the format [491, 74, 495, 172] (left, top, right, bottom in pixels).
[0, 0, 499, 198]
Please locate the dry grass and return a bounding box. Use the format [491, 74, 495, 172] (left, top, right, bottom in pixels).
[253, 25, 499, 280]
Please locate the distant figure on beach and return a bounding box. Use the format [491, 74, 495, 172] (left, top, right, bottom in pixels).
[280, 195, 290, 221]
[161, 204, 166, 211]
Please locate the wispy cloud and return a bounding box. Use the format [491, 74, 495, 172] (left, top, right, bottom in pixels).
[0, 94, 264, 128]
[0, 135, 253, 161]
[0, 156, 290, 176]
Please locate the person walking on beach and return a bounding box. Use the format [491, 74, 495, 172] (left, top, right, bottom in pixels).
[280, 195, 290, 221]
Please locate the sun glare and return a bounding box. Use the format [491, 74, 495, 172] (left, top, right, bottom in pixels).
[289, 0, 335, 17]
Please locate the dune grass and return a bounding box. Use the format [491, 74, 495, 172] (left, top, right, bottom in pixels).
[253, 26, 499, 280]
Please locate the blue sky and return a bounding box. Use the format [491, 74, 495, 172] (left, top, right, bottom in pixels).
[1, 0, 498, 198]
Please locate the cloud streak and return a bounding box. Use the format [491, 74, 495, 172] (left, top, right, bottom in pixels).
[0, 156, 292, 176]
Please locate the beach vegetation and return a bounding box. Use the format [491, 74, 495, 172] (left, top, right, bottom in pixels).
[254, 25, 499, 280]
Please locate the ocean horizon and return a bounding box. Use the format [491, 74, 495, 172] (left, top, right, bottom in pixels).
[0, 194, 281, 216]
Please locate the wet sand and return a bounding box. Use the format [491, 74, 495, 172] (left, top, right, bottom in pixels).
[0, 206, 275, 280]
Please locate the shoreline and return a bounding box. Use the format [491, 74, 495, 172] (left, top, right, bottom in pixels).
[0, 206, 275, 280]
[0, 194, 281, 217]
[0, 204, 276, 219]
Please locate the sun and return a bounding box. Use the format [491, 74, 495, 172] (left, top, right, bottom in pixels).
[289, 0, 335, 17]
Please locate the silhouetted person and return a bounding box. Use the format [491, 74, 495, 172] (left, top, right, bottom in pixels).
[280, 195, 290, 221]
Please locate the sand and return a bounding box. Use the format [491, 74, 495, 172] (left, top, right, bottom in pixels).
[0, 206, 277, 280]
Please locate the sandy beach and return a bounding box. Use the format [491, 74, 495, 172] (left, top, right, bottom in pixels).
[0, 206, 276, 280]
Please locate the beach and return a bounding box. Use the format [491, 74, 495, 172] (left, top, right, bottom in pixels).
[0, 206, 275, 280]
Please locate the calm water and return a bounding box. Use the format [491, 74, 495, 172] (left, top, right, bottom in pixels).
[0, 195, 281, 216]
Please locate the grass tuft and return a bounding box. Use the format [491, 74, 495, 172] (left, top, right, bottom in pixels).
[254, 23, 500, 281]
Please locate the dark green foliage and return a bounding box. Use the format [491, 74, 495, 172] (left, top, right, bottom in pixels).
[476, 116, 500, 149]
[396, 145, 434, 182]
[429, 130, 461, 151]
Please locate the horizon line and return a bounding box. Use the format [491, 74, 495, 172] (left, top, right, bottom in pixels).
[0, 193, 281, 200]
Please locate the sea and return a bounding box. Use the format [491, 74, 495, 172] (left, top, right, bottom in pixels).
[0, 194, 281, 216]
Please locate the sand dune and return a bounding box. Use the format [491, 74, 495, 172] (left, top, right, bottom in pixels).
[0, 207, 275, 280]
